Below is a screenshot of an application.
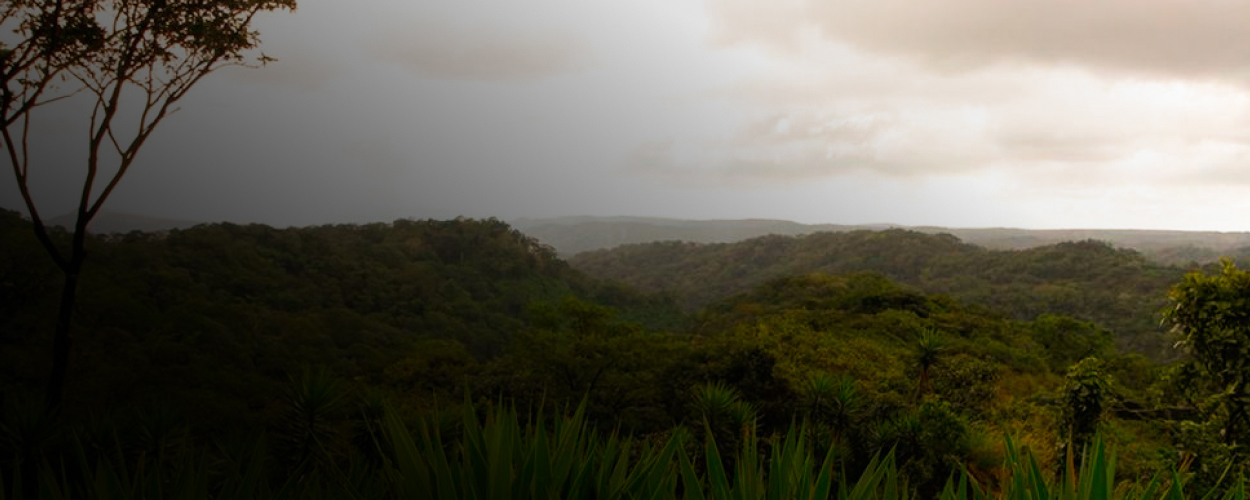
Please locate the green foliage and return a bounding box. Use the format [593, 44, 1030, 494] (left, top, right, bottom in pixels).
[940, 435, 1250, 500]
[1165, 260, 1250, 445]
[691, 382, 757, 457]
[799, 372, 866, 469]
[39, 395, 1230, 500]
[1031, 315, 1115, 372]
[0, 208, 1216, 498]
[273, 367, 349, 471]
[870, 401, 972, 498]
[1158, 260, 1250, 493]
[380, 339, 477, 406]
[932, 355, 1000, 417]
[571, 231, 1181, 357]
[914, 329, 948, 399]
[801, 373, 863, 438]
[0, 212, 682, 432]
[1058, 358, 1111, 461]
[0, 395, 933, 499]
[494, 296, 681, 431]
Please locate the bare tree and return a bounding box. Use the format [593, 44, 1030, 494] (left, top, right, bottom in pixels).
[1, 0, 296, 411]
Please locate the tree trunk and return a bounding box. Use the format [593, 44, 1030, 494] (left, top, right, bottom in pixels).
[44, 260, 80, 412]
[44, 235, 83, 415]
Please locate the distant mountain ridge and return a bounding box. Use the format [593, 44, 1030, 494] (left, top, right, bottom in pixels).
[509, 217, 886, 256]
[46, 210, 200, 234]
[511, 216, 1250, 264]
[25, 211, 1250, 265]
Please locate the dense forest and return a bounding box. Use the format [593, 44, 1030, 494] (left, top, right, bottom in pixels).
[2, 208, 1250, 498]
[0, 209, 681, 427]
[569, 231, 1191, 358]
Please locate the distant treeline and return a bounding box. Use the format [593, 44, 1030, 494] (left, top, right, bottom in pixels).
[516, 215, 1250, 265]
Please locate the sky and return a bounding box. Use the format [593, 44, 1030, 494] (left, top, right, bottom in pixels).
[5, 0, 1250, 230]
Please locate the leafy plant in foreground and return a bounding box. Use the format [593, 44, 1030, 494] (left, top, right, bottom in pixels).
[4, 396, 1248, 499]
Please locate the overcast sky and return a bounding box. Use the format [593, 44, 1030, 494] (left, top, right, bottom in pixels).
[5, 0, 1250, 230]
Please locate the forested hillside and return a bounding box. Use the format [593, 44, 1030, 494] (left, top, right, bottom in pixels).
[570, 230, 1188, 357]
[1, 210, 1244, 497]
[0, 209, 682, 430]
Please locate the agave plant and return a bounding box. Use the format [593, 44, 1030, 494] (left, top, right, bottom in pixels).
[9, 391, 1250, 500]
[273, 366, 350, 473]
[690, 382, 757, 462]
[131, 401, 191, 464]
[803, 374, 862, 438]
[938, 435, 1250, 500]
[914, 328, 948, 400]
[693, 383, 742, 423]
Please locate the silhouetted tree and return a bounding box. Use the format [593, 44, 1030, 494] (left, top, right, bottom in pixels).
[1, 0, 295, 411]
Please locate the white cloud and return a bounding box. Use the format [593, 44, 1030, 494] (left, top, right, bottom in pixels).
[707, 0, 1250, 83]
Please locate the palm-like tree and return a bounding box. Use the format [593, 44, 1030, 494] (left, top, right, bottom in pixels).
[275, 367, 348, 471]
[914, 328, 947, 400]
[802, 373, 862, 442]
[690, 381, 757, 466]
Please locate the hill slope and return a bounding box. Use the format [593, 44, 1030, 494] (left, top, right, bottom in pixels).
[0, 210, 681, 428]
[569, 229, 1187, 356]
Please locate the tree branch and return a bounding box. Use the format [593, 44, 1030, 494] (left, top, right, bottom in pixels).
[1, 120, 67, 271]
